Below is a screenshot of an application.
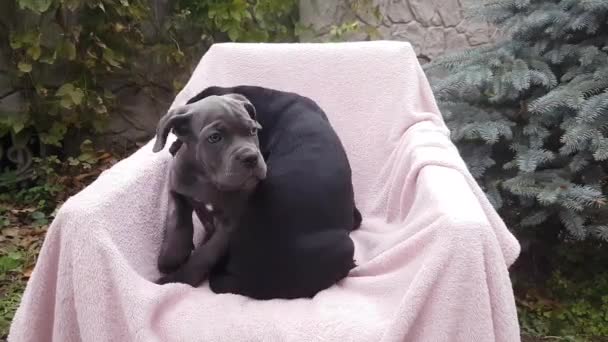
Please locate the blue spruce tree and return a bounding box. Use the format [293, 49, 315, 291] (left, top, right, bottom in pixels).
[424, 0, 608, 243]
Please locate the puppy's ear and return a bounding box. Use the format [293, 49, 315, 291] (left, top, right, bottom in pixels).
[243, 102, 257, 121]
[242, 102, 262, 130]
[168, 139, 183, 156]
[152, 106, 193, 153]
[224, 93, 257, 121]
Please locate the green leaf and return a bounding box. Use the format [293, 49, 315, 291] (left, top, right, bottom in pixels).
[61, 0, 80, 11]
[12, 121, 25, 134]
[9, 37, 23, 49]
[227, 27, 240, 41]
[78, 152, 96, 164]
[17, 0, 53, 13]
[67, 157, 79, 166]
[39, 122, 68, 146]
[70, 88, 84, 105]
[0, 254, 22, 273]
[103, 89, 115, 100]
[0, 112, 30, 134]
[231, 10, 242, 22]
[55, 83, 84, 108]
[31, 211, 45, 220]
[59, 98, 72, 109]
[10, 31, 42, 50]
[56, 83, 75, 97]
[102, 49, 121, 67]
[39, 50, 57, 64]
[17, 62, 32, 73]
[31, 211, 48, 226]
[58, 40, 76, 60]
[27, 45, 41, 60]
[79, 139, 94, 153]
[119, 0, 129, 6]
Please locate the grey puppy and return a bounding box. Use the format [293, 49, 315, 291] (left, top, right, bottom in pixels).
[152, 94, 267, 286]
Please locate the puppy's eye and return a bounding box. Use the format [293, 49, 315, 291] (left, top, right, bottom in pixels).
[249, 127, 258, 136]
[207, 133, 222, 144]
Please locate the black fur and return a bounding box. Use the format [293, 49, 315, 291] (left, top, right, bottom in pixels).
[188, 85, 361, 300]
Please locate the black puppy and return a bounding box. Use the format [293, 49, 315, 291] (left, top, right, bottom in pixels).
[189, 85, 362, 300]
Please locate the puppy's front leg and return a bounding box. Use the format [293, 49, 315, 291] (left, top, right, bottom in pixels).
[158, 191, 195, 274]
[193, 206, 216, 245]
[157, 217, 234, 287]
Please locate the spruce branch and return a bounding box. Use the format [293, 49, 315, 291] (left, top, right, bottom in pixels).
[427, 0, 608, 241]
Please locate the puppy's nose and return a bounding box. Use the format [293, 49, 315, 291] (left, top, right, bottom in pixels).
[241, 154, 258, 168]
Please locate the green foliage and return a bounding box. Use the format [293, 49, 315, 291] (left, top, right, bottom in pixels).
[0, 233, 36, 340]
[327, 21, 362, 41]
[0, 280, 25, 337]
[0, 251, 24, 274]
[425, 0, 608, 242]
[517, 243, 608, 339]
[0, 0, 298, 177]
[177, 0, 297, 42]
[0, 141, 121, 339]
[1, 0, 148, 150]
[1, 140, 110, 218]
[293, 0, 382, 42]
[1, 154, 65, 212]
[519, 274, 608, 339]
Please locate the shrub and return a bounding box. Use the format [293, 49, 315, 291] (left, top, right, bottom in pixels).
[0, 0, 298, 181]
[1, 0, 153, 164]
[424, 0, 608, 245]
[517, 241, 608, 338]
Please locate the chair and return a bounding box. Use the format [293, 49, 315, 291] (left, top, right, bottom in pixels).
[9, 41, 521, 342]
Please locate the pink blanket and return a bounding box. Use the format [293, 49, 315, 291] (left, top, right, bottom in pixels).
[9, 41, 521, 341]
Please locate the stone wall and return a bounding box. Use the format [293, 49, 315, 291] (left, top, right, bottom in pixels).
[300, 0, 496, 62]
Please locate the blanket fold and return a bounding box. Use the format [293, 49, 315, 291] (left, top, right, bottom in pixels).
[9, 41, 521, 342]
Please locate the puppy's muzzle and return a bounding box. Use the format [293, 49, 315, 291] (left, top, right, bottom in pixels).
[240, 153, 259, 169]
[235, 148, 266, 178]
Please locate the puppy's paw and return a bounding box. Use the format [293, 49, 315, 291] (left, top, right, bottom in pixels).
[156, 270, 190, 286]
[157, 246, 193, 274]
[156, 273, 179, 285]
[209, 273, 239, 294]
[156, 275, 172, 285]
[156, 269, 204, 287]
[157, 258, 182, 275]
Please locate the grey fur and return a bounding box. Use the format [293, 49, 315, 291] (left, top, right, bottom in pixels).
[152, 94, 267, 286]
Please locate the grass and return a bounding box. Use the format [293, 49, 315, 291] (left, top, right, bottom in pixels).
[0, 206, 48, 340]
[0, 277, 27, 337]
[0, 147, 121, 340]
